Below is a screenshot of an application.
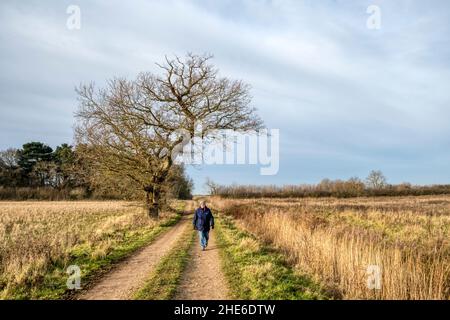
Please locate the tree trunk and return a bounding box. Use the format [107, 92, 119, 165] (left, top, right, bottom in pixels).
[147, 203, 159, 218]
[145, 186, 161, 218]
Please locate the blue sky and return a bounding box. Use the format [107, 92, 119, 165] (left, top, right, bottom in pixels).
[1, 0, 449, 193]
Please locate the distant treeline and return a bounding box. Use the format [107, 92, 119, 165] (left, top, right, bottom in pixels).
[206, 171, 450, 198]
[0, 142, 193, 201]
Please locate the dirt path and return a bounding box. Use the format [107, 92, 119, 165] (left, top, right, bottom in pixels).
[174, 228, 230, 300]
[79, 215, 190, 300]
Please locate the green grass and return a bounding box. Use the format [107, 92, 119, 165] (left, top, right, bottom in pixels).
[134, 225, 195, 300]
[10, 207, 184, 300]
[215, 213, 328, 300]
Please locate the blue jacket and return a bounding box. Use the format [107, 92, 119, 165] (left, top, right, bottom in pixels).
[193, 207, 214, 231]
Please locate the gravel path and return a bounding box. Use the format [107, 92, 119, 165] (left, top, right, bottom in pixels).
[174, 228, 230, 300]
[79, 215, 190, 300]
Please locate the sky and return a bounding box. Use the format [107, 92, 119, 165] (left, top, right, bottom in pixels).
[0, 0, 449, 194]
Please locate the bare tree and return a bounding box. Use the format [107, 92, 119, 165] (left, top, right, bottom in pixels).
[205, 177, 219, 195]
[75, 53, 263, 217]
[0, 148, 18, 168]
[365, 170, 387, 189]
[0, 148, 20, 187]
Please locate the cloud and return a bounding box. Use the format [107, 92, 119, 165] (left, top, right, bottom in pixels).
[0, 0, 449, 192]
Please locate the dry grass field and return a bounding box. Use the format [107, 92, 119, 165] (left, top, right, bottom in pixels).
[0, 201, 179, 299]
[1, 196, 449, 300]
[211, 196, 450, 300]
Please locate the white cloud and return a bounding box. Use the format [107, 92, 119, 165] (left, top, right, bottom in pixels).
[1, 0, 449, 191]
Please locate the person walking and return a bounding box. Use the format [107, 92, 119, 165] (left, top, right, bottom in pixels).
[193, 200, 214, 251]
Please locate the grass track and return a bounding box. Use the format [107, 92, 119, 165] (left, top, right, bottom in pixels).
[215, 213, 327, 300]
